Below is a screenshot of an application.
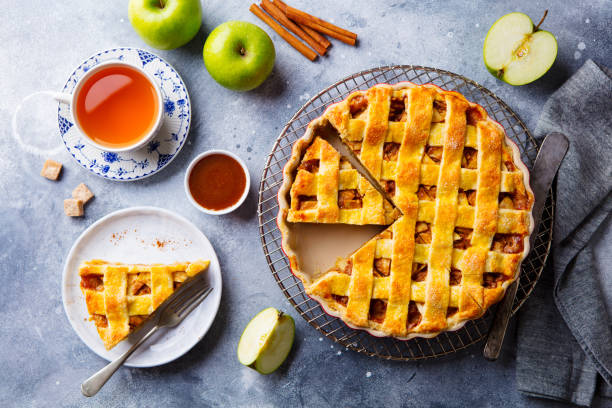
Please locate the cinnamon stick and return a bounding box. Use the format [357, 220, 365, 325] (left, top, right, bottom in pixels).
[260, 0, 327, 56]
[295, 20, 356, 46]
[271, 0, 288, 12]
[272, 0, 331, 49]
[301, 24, 331, 49]
[249, 4, 318, 61]
[285, 5, 357, 43]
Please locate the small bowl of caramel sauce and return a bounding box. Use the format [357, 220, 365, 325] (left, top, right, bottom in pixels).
[184, 150, 250, 215]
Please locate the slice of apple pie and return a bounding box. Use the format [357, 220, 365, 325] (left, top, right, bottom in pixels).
[79, 259, 209, 350]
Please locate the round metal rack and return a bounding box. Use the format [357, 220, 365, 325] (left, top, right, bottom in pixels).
[257, 65, 554, 360]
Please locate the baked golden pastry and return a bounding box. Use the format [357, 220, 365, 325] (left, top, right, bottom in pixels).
[287, 136, 398, 225]
[278, 82, 533, 339]
[79, 259, 209, 349]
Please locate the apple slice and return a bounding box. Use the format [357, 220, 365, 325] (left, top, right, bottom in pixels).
[237, 307, 295, 374]
[484, 11, 557, 86]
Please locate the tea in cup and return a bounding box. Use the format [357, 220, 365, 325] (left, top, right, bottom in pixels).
[54, 61, 162, 152]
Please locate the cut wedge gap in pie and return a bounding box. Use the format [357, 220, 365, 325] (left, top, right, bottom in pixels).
[79, 259, 210, 350]
[277, 81, 534, 340]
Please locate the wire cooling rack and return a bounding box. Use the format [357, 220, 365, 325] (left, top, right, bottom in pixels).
[257, 66, 554, 360]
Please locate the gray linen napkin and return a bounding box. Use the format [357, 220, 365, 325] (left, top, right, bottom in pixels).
[516, 59, 612, 407]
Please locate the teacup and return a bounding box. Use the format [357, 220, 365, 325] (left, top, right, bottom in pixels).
[53, 60, 163, 153]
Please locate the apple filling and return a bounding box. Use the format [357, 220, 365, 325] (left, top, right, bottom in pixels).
[424, 146, 443, 164]
[298, 159, 320, 173]
[349, 94, 368, 119]
[333, 259, 353, 276]
[467, 107, 486, 125]
[81, 275, 104, 292]
[338, 189, 363, 209]
[368, 299, 387, 323]
[388, 96, 407, 122]
[383, 142, 400, 161]
[417, 185, 437, 201]
[449, 268, 462, 286]
[491, 233, 524, 254]
[483, 272, 507, 288]
[411, 263, 428, 282]
[499, 192, 530, 210]
[297, 195, 317, 210]
[92, 314, 108, 328]
[384, 180, 396, 196]
[458, 188, 477, 206]
[373, 258, 391, 277]
[462, 147, 478, 169]
[332, 294, 348, 306]
[82, 271, 188, 300]
[173, 270, 188, 283]
[453, 227, 473, 249]
[407, 301, 422, 330]
[127, 272, 152, 296]
[501, 148, 517, 171]
[432, 97, 447, 122]
[415, 222, 432, 244]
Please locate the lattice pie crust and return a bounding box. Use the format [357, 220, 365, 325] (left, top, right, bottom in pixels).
[277, 82, 533, 339]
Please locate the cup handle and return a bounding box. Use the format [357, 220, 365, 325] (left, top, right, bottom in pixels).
[12, 91, 66, 156]
[52, 92, 72, 105]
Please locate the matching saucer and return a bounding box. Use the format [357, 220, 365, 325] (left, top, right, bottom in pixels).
[57, 47, 191, 181]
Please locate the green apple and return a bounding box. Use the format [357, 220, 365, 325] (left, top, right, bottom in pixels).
[483, 11, 557, 85]
[203, 21, 275, 91]
[237, 307, 295, 374]
[128, 0, 202, 50]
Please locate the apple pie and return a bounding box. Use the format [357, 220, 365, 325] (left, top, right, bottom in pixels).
[278, 82, 533, 339]
[79, 259, 210, 349]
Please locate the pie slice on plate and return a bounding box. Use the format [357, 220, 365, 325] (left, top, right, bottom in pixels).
[79, 259, 210, 350]
[277, 81, 534, 340]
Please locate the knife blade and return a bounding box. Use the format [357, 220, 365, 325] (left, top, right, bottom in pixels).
[483, 132, 569, 361]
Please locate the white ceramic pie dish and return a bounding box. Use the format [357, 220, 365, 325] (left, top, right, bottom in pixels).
[276, 81, 535, 341]
[62, 206, 222, 367]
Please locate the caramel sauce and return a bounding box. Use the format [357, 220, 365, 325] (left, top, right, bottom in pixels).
[188, 154, 247, 211]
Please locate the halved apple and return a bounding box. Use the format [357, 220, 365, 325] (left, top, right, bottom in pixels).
[237, 307, 295, 374]
[484, 11, 557, 85]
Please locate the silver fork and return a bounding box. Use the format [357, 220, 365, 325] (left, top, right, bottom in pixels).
[81, 283, 213, 397]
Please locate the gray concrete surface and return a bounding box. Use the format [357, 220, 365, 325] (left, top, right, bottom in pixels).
[1, 1, 610, 406]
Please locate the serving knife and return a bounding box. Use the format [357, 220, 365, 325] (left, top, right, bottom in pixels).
[321, 126, 395, 203]
[483, 132, 569, 361]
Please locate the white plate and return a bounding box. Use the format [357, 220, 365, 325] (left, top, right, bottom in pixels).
[62, 207, 222, 367]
